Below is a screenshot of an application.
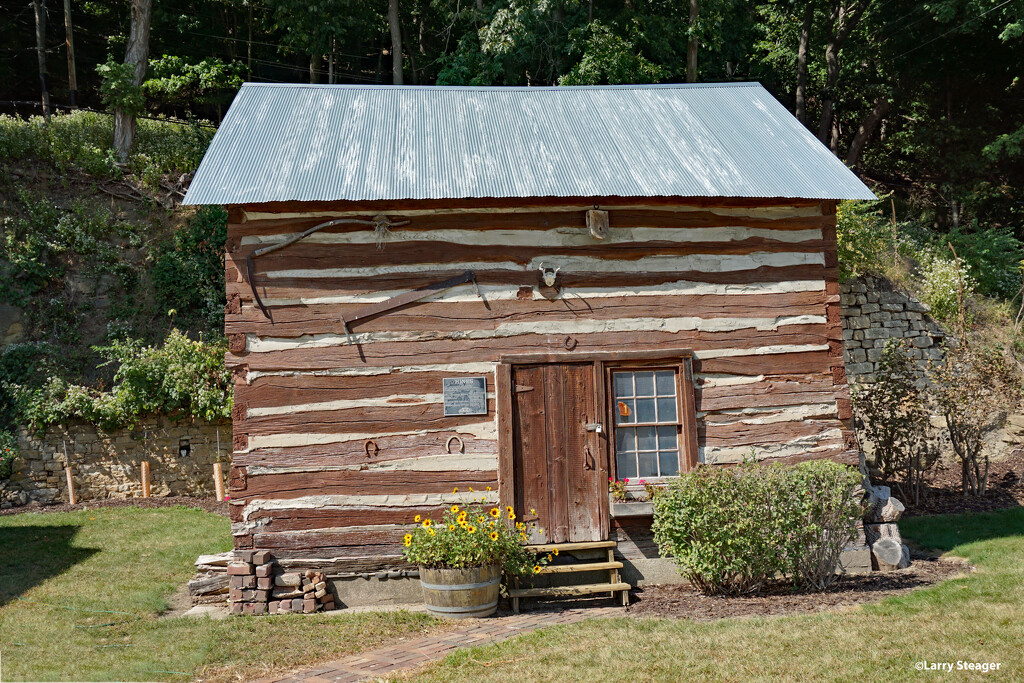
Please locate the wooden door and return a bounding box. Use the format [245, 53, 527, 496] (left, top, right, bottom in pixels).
[510, 363, 606, 544]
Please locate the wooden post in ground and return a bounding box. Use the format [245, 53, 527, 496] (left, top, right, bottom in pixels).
[63, 441, 77, 505]
[141, 461, 151, 498]
[213, 462, 225, 501]
[63, 0, 77, 106]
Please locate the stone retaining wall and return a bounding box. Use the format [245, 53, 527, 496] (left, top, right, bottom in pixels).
[0, 418, 230, 508]
[840, 275, 948, 383]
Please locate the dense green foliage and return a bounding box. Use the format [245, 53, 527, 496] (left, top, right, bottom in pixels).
[0, 430, 15, 479]
[152, 206, 229, 334]
[11, 330, 232, 432]
[652, 460, 862, 594]
[0, 111, 215, 184]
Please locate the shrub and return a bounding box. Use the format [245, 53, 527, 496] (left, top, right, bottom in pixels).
[943, 222, 1023, 299]
[652, 461, 862, 595]
[13, 329, 232, 431]
[151, 206, 228, 337]
[0, 111, 214, 180]
[916, 249, 978, 325]
[0, 430, 16, 480]
[402, 501, 550, 576]
[929, 343, 1022, 496]
[651, 464, 783, 595]
[851, 339, 938, 505]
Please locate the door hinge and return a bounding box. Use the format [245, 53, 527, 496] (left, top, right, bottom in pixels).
[514, 385, 534, 393]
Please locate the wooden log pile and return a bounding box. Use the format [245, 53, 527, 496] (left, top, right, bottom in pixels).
[268, 570, 335, 614]
[188, 552, 232, 604]
[225, 550, 336, 615]
[863, 484, 910, 571]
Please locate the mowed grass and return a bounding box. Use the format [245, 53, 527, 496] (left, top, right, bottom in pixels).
[0, 506, 443, 682]
[405, 508, 1024, 682]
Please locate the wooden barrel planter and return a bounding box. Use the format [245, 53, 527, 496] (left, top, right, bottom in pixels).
[418, 565, 501, 619]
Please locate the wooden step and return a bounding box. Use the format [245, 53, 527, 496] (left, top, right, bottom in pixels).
[508, 582, 631, 598]
[525, 540, 616, 553]
[538, 561, 623, 574]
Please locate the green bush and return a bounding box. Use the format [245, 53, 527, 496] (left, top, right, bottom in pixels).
[942, 223, 1023, 299]
[152, 206, 228, 336]
[652, 460, 862, 595]
[916, 249, 977, 324]
[13, 329, 232, 431]
[0, 430, 16, 480]
[0, 110, 214, 181]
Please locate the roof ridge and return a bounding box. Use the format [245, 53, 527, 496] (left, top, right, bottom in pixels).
[240, 82, 763, 91]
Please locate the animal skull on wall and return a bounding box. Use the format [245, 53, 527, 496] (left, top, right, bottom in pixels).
[538, 263, 561, 288]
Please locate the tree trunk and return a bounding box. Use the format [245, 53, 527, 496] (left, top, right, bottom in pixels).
[795, 1, 813, 124]
[33, 0, 50, 119]
[817, 0, 868, 148]
[309, 54, 320, 84]
[846, 96, 891, 166]
[113, 0, 152, 161]
[388, 0, 404, 85]
[63, 0, 77, 107]
[686, 0, 699, 83]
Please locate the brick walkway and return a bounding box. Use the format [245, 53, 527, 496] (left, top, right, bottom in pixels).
[256, 605, 624, 683]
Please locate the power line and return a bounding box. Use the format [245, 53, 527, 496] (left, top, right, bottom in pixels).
[892, 0, 1014, 60]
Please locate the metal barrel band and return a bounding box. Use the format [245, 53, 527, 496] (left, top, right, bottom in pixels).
[423, 600, 499, 614]
[419, 576, 500, 591]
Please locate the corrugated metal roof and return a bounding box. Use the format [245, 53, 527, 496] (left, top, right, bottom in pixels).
[183, 82, 876, 205]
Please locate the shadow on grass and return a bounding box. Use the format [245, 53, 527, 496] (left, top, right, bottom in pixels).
[0, 525, 98, 606]
[900, 507, 1024, 554]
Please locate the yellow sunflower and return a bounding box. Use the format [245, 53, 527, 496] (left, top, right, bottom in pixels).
[428, 528, 436, 536]
[467, 525, 476, 533]
[553, 547, 559, 556]
[448, 524, 456, 531]
[530, 508, 537, 516]
[506, 505, 514, 514]
[508, 511, 516, 520]
[414, 514, 421, 523]
[403, 534, 412, 546]
[489, 531, 498, 541]
[489, 508, 500, 518]
[533, 565, 542, 574]
[452, 487, 458, 493]
[547, 554, 553, 562]
[422, 519, 433, 528]
[451, 504, 460, 513]
[486, 486, 492, 491]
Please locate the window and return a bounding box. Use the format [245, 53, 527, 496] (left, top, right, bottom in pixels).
[612, 369, 681, 479]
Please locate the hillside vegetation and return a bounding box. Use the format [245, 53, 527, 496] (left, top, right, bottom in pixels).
[0, 111, 230, 441]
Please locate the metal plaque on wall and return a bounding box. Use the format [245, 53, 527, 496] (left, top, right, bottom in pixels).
[442, 377, 488, 416]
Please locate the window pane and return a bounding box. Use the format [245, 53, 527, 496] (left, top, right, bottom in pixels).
[634, 371, 655, 396]
[616, 427, 634, 454]
[655, 370, 675, 395]
[615, 399, 635, 424]
[635, 398, 656, 423]
[637, 451, 658, 478]
[636, 426, 657, 451]
[657, 397, 677, 422]
[616, 451, 637, 480]
[659, 451, 680, 476]
[613, 373, 633, 398]
[657, 426, 678, 450]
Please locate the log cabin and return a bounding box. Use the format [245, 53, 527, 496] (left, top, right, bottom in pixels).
[184, 82, 876, 607]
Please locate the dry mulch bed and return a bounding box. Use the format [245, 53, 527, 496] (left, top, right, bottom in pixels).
[624, 555, 969, 620]
[0, 495, 229, 517]
[903, 450, 1024, 517]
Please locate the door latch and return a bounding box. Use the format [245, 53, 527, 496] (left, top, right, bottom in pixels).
[585, 423, 603, 434]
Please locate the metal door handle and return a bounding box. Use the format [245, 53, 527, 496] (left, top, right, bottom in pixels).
[584, 446, 595, 471]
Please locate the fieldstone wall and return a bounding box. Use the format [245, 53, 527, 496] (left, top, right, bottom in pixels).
[0, 418, 230, 508]
[840, 275, 947, 383]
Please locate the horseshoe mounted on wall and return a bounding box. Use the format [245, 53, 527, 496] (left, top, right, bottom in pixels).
[445, 436, 465, 454]
[364, 439, 380, 459]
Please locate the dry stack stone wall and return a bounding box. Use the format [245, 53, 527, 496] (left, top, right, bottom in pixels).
[840, 275, 947, 383]
[1, 418, 230, 508]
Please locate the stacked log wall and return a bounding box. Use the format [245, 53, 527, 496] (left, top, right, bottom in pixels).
[223, 197, 853, 573]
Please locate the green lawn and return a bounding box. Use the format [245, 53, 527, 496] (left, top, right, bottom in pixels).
[0, 506, 444, 682]
[404, 508, 1024, 682]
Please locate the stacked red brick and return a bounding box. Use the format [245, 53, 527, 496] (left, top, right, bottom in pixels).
[268, 570, 335, 614]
